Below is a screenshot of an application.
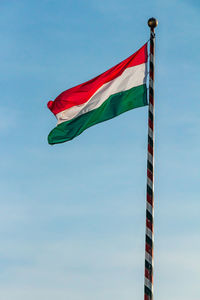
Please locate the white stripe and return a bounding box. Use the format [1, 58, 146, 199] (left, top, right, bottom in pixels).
[149, 102, 153, 114]
[56, 63, 147, 125]
[150, 54, 154, 63]
[148, 127, 153, 139]
[146, 227, 153, 240]
[149, 77, 153, 89]
[147, 178, 153, 190]
[148, 180, 154, 194]
[145, 251, 153, 265]
[145, 278, 152, 290]
[148, 152, 153, 164]
[146, 200, 153, 215]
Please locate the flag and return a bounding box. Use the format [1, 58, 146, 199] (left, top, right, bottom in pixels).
[47, 43, 148, 144]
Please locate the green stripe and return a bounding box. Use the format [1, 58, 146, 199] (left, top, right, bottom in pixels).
[48, 84, 147, 144]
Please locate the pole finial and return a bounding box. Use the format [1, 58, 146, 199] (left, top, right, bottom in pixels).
[148, 18, 158, 29]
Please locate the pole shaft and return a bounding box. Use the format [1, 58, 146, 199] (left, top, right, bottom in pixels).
[144, 27, 155, 300]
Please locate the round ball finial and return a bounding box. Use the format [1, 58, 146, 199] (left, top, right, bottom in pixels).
[148, 18, 158, 29]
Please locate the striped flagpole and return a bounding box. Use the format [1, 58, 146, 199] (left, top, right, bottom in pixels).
[144, 18, 158, 300]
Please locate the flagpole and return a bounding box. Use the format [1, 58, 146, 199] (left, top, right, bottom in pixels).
[144, 18, 158, 300]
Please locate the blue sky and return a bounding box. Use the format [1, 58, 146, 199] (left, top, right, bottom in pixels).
[0, 0, 200, 299]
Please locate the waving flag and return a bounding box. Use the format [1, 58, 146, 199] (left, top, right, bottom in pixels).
[47, 43, 148, 144]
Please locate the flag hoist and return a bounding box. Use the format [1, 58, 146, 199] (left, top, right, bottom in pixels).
[144, 17, 158, 300]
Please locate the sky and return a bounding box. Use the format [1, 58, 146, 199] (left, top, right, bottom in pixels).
[0, 0, 200, 299]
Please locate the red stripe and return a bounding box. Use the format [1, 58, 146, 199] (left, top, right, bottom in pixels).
[147, 193, 153, 206]
[147, 169, 153, 181]
[149, 70, 154, 80]
[145, 268, 150, 280]
[148, 144, 153, 156]
[146, 244, 153, 256]
[150, 41, 154, 55]
[146, 219, 153, 232]
[48, 43, 148, 115]
[145, 268, 152, 281]
[145, 295, 150, 300]
[149, 118, 153, 130]
[149, 93, 154, 105]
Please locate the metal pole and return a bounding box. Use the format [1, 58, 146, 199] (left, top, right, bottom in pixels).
[144, 17, 158, 300]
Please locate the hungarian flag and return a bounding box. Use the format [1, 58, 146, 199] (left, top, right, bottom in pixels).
[47, 43, 148, 144]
